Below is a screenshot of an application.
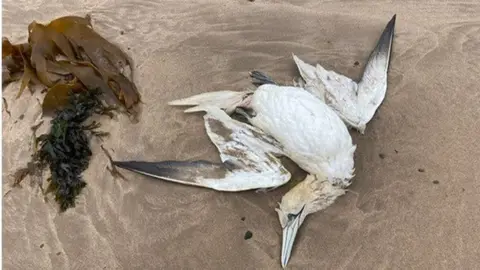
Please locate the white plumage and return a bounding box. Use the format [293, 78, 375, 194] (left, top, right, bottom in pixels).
[244, 85, 356, 185]
[292, 15, 396, 133]
[132, 83, 358, 268]
[113, 105, 291, 191]
[113, 14, 396, 269]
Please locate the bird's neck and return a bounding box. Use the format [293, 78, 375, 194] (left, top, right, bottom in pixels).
[305, 177, 347, 215]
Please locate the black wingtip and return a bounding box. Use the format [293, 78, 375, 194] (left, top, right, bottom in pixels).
[111, 159, 229, 189]
[371, 14, 396, 61]
[112, 160, 184, 181]
[113, 160, 137, 170]
[112, 160, 158, 173]
[112, 159, 228, 178]
[112, 161, 128, 167]
[387, 14, 396, 31]
[381, 14, 396, 44]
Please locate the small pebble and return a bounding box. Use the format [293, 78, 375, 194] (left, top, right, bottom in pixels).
[354, 61, 360, 66]
[379, 153, 385, 159]
[418, 168, 425, 173]
[120, 30, 124, 35]
[19, 114, 24, 120]
[241, 217, 245, 221]
[244, 231, 253, 240]
[40, 243, 44, 248]
[432, 180, 439, 184]
[394, 149, 398, 154]
[56, 252, 61, 256]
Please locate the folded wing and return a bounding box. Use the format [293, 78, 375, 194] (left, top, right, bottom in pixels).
[114, 106, 291, 191]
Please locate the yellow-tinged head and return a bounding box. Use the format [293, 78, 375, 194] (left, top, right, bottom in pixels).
[275, 174, 346, 268]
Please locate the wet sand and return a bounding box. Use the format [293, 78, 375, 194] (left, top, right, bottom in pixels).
[3, 1, 480, 269]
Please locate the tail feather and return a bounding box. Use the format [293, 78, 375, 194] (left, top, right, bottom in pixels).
[249, 70, 277, 86]
[169, 90, 253, 114]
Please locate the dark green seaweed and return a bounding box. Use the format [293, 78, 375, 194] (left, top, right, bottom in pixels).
[16, 89, 111, 212]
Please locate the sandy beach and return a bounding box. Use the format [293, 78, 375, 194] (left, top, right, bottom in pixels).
[3, 0, 480, 269]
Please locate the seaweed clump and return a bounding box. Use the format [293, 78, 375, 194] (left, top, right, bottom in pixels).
[3, 14, 140, 212]
[17, 89, 110, 212]
[38, 89, 106, 211]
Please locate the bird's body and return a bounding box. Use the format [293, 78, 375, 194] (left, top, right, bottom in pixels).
[244, 85, 356, 186]
[116, 84, 357, 268]
[112, 14, 396, 269]
[115, 84, 355, 190]
[241, 85, 356, 267]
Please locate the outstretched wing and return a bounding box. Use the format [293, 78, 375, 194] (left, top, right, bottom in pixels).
[293, 15, 396, 132]
[113, 106, 291, 191]
[357, 14, 396, 122]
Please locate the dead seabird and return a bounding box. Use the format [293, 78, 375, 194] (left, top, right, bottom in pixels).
[114, 83, 356, 268]
[112, 14, 396, 268]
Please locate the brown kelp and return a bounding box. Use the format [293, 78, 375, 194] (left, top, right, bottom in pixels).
[3, 14, 140, 212]
[3, 14, 140, 114]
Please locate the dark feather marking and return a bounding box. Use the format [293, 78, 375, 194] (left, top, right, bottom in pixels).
[207, 118, 233, 140]
[113, 160, 228, 183]
[366, 14, 396, 71]
[249, 70, 277, 86]
[113, 109, 290, 190]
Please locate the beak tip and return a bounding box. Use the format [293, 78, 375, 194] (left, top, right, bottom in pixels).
[281, 243, 291, 268]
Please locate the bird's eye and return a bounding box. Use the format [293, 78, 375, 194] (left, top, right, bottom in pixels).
[287, 205, 306, 221]
[287, 212, 301, 221]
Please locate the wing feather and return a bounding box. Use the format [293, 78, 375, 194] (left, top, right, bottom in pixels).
[114, 106, 291, 191]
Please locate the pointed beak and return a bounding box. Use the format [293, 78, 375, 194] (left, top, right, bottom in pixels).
[281, 207, 305, 268]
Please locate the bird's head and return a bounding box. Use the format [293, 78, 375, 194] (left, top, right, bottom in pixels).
[275, 174, 346, 268]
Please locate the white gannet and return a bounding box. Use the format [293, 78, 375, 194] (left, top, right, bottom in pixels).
[112, 14, 396, 268]
[114, 83, 356, 268]
[252, 15, 396, 134]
